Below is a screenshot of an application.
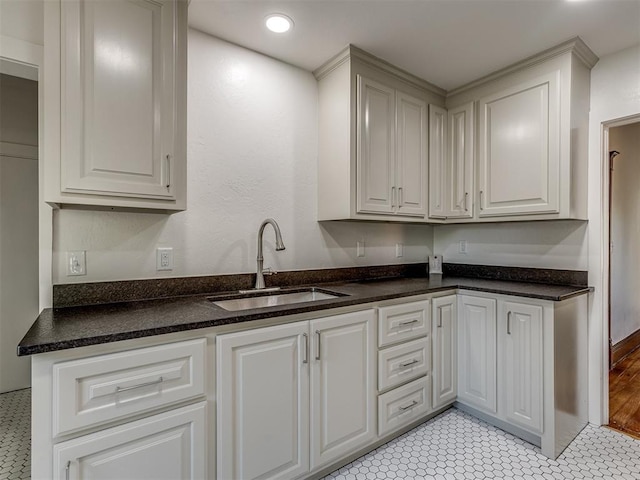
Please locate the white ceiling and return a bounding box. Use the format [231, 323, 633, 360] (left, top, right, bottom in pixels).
[188, 0, 640, 91]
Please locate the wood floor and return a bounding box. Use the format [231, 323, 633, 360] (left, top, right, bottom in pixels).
[609, 345, 640, 439]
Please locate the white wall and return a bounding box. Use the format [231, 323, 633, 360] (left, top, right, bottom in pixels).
[0, 0, 43, 46]
[433, 221, 588, 270]
[587, 43, 640, 424]
[609, 123, 640, 345]
[52, 30, 434, 284]
[0, 74, 39, 392]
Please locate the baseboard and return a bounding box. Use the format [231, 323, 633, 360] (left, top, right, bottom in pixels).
[612, 328, 640, 366]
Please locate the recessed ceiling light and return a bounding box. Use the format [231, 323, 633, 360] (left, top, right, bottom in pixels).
[265, 14, 293, 34]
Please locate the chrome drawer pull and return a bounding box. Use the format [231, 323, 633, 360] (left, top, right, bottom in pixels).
[65, 461, 71, 480]
[507, 311, 512, 335]
[399, 359, 419, 368]
[398, 319, 418, 326]
[315, 330, 321, 360]
[302, 333, 309, 364]
[399, 400, 418, 411]
[116, 376, 164, 393]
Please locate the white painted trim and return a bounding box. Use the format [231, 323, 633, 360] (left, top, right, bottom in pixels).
[0, 34, 52, 311]
[0, 141, 38, 160]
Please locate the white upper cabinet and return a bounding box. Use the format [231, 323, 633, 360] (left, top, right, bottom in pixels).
[396, 91, 428, 216]
[428, 102, 474, 219]
[445, 38, 597, 222]
[477, 73, 559, 216]
[44, 0, 187, 211]
[357, 77, 396, 214]
[356, 74, 428, 218]
[315, 46, 445, 222]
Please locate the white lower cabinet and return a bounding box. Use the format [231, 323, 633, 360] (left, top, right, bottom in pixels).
[457, 295, 497, 413]
[457, 295, 544, 434]
[499, 300, 543, 433]
[432, 295, 457, 409]
[378, 377, 430, 436]
[53, 402, 206, 480]
[455, 292, 590, 460]
[376, 300, 432, 436]
[216, 309, 376, 480]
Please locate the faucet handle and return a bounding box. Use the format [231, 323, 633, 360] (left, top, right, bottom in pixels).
[262, 267, 277, 276]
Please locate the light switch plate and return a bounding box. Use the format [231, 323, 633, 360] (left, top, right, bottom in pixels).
[67, 251, 86, 276]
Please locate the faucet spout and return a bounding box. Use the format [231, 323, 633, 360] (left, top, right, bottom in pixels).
[255, 218, 286, 289]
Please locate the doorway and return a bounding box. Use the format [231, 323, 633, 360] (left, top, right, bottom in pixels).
[607, 120, 640, 438]
[0, 71, 39, 392]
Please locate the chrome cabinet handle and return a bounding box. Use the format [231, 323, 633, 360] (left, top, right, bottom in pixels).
[116, 376, 164, 393]
[165, 154, 171, 190]
[479, 190, 484, 210]
[399, 359, 419, 368]
[464, 192, 469, 212]
[399, 400, 418, 411]
[398, 187, 403, 207]
[399, 319, 418, 326]
[391, 186, 396, 208]
[302, 333, 309, 364]
[507, 311, 512, 335]
[65, 461, 71, 480]
[315, 330, 321, 360]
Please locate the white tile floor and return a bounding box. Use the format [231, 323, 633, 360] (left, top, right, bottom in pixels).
[1, 388, 639, 479]
[324, 409, 640, 480]
[0, 389, 30, 480]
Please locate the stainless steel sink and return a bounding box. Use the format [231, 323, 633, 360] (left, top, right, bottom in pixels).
[208, 287, 346, 312]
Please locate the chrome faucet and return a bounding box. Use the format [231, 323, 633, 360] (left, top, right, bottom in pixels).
[254, 218, 286, 290]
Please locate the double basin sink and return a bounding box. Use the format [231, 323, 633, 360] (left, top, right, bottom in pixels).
[208, 287, 347, 312]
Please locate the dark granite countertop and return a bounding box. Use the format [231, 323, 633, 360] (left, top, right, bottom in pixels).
[17, 276, 591, 357]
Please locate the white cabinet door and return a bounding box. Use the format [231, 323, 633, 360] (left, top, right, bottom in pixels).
[60, 0, 183, 201]
[428, 104, 447, 219]
[500, 300, 543, 433]
[396, 91, 427, 216]
[432, 295, 457, 409]
[310, 310, 376, 470]
[458, 295, 497, 413]
[53, 402, 206, 480]
[428, 102, 473, 220]
[357, 76, 395, 214]
[217, 323, 309, 480]
[446, 102, 474, 218]
[478, 71, 560, 217]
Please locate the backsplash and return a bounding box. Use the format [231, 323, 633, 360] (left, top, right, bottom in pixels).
[52, 262, 588, 308]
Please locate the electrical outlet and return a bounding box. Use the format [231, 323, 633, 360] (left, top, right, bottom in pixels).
[67, 251, 86, 276]
[458, 240, 468, 254]
[395, 243, 403, 258]
[156, 247, 173, 271]
[357, 241, 365, 257]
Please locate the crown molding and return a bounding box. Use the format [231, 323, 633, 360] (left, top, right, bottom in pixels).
[447, 36, 599, 97]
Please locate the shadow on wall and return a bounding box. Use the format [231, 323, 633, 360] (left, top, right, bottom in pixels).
[52, 209, 174, 283]
[433, 220, 588, 270]
[319, 221, 434, 267]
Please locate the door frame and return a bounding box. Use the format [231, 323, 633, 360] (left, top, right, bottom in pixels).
[0, 34, 52, 311]
[599, 113, 640, 424]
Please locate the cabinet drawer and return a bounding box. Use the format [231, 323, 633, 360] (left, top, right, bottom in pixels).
[53, 338, 206, 436]
[53, 402, 207, 480]
[378, 337, 430, 392]
[378, 300, 430, 347]
[378, 377, 430, 437]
